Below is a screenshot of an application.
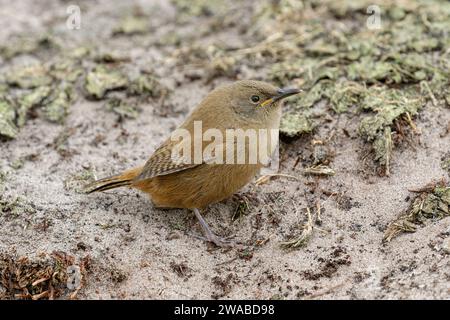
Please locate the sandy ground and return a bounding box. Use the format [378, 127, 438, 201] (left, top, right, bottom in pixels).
[0, 0, 449, 299]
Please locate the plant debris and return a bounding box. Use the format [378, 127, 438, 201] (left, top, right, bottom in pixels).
[50, 59, 83, 83]
[231, 193, 258, 221]
[0, 34, 57, 60]
[105, 97, 140, 120]
[358, 87, 423, 175]
[303, 165, 336, 176]
[84, 66, 129, 99]
[0, 251, 90, 300]
[384, 180, 450, 242]
[128, 74, 168, 99]
[0, 196, 36, 218]
[113, 15, 149, 36]
[280, 205, 326, 249]
[172, 0, 227, 18]
[281, 207, 314, 249]
[5, 64, 53, 89]
[280, 112, 314, 137]
[43, 85, 74, 123]
[0, 96, 18, 139]
[17, 86, 52, 127]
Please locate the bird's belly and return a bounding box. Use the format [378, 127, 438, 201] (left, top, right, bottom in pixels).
[134, 164, 261, 209]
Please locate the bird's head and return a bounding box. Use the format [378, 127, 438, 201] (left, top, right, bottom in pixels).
[223, 80, 301, 124]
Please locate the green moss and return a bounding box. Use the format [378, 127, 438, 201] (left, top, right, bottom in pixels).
[0, 196, 36, 218]
[358, 88, 423, 172]
[347, 57, 401, 84]
[6, 64, 53, 89]
[17, 86, 52, 127]
[0, 96, 18, 139]
[128, 74, 168, 98]
[305, 39, 339, 56]
[0, 37, 40, 59]
[84, 66, 128, 99]
[280, 112, 314, 137]
[113, 16, 149, 35]
[384, 184, 450, 242]
[327, 0, 370, 18]
[69, 46, 91, 60]
[388, 6, 407, 21]
[359, 88, 423, 140]
[326, 81, 365, 113]
[0, 34, 57, 60]
[94, 51, 130, 64]
[171, 0, 227, 17]
[296, 82, 330, 108]
[43, 85, 74, 123]
[50, 59, 83, 83]
[105, 97, 140, 119]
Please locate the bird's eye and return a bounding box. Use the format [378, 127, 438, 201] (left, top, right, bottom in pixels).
[250, 95, 260, 103]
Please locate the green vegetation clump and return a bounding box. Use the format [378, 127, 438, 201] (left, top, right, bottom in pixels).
[0, 22, 169, 140]
[84, 65, 128, 99]
[384, 182, 450, 242]
[43, 85, 74, 123]
[358, 87, 423, 174]
[113, 15, 149, 35]
[0, 35, 57, 60]
[240, 0, 449, 173]
[0, 96, 18, 139]
[105, 97, 140, 120]
[128, 73, 168, 98]
[5, 64, 53, 89]
[0, 196, 36, 218]
[280, 112, 314, 137]
[171, 0, 227, 17]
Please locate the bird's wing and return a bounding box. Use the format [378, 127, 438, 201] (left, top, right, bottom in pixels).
[135, 138, 246, 181]
[135, 139, 200, 181]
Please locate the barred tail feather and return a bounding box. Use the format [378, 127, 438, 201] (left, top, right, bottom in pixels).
[84, 167, 142, 194]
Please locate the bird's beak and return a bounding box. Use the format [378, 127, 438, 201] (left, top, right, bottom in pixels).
[260, 88, 302, 107]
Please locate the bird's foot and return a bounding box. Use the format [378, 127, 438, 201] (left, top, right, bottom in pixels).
[208, 233, 234, 248]
[190, 232, 234, 248]
[192, 208, 235, 248]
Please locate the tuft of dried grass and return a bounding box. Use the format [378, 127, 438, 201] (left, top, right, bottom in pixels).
[0, 251, 90, 300]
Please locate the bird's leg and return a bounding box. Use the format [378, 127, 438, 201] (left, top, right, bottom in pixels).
[192, 208, 232, 247]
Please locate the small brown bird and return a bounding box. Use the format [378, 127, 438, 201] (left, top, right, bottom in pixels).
[85, 80, 300, 246]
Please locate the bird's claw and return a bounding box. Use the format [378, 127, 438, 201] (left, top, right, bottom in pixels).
[189, 232, 234, 248]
